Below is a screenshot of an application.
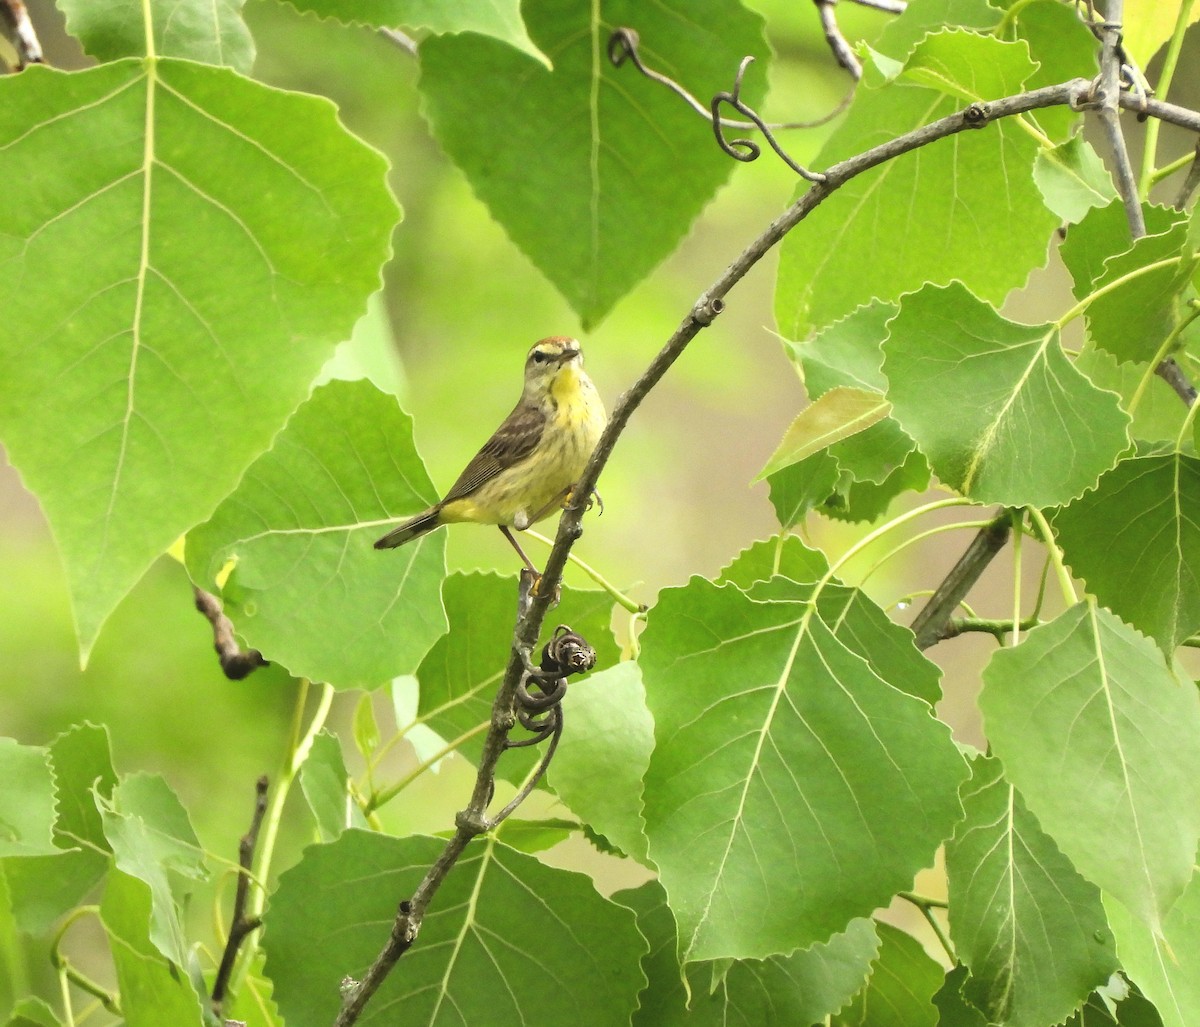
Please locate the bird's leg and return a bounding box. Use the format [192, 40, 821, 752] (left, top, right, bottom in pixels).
[525, 487, 572, 526]
[499, 525, 539, 577]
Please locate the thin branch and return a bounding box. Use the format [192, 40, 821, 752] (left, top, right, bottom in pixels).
[1172, 140, 1200, 209]
[0, 0, 43, 69]
[211, 776, 270, 1014]
[1090, 1, 1146, 237]
[846, 0, 907, 12]
[910, 512, 1013, 650]
[194, 586, 269, 680]
[813, 0, 863, 81]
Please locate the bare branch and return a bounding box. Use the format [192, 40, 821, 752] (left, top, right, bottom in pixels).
[193, 586, 269, 680]
[813, 0, 863, 81]
[211, 776, 270, 1014]
[1172, 139, 1200, 210]
[845, 0, 907, 12]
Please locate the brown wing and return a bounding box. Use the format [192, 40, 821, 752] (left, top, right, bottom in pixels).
[440, 401, 545, 503]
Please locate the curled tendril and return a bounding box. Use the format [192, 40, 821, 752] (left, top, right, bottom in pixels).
[608, 27, 834, 180]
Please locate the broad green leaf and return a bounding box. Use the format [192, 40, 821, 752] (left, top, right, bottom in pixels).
[97, 773, 207, 966]
[873, 0, 999, 63]
[746, 577, 942, 705]
[4, 998, 64, 1027]
[265, 831, 647, 1026]
[0, 739, 57, 858]
[186, 380, 447, 690]
[640, 578, 966, 961]
[717, 535, 829, 588]
[59, 0, 254, 70]
[1064, 987, 1168, 1027]
[1061, 204, 1196, 365]
[619, 879, 878, 1026]
[820, 447, 932, 523]
[902, 29, 1035, 102]
[1076, 344, 1191, 443]
[0, 62, 398, 657]
[299, 729, 366, 842]
[789, 301, 896, 396]
[99, 871, 205, 1027]
[282, 0, 548, 67]
[415, 571, 617, 785]
[223, 951, 284, 1027]
[833, 921, 943, 1027]
[1122, 0, 1200, 67]
[492, 817, 577, 854]
[883, 283, 1129, 507]
[757, 388, 891, 480]
[1054, 454, 1200, 652]
[980, 603, 1200, 930]
[419, 0, 767, 328]
[1034, 137, 1118, 223]
[4, 724, 117, 934]
[549, 661, 654, 865]
[1009, 0, 1098, 142]
[946, 755, 1117, 1025]
[1104, 875, 1200, 1027]
[776, 33, 1055, 339]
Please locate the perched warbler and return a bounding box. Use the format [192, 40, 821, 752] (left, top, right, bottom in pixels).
[375, 336, 607, 572]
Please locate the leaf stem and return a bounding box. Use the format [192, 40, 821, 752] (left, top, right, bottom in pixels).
[1025, 507, 1076, 607]
[1053, 256, 1184, 331]
[898, 891, 955, 961]
[1138, 0, 1196, 197]
[366, 721, 490, 814]
[526, 529, 645, 612]
[1011, 508, 1024, 646]
[1129, 303, 1200, 418]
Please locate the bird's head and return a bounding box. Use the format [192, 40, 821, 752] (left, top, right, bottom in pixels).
[523, 336, 584, 397]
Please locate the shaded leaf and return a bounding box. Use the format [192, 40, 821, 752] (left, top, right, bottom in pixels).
[265, 831, 647, 1026]
[186, 380, 447, 690]
[419, 0, 767, 327]
[1054, 454, 1200, 652]
[619, 879, 878, 1027]
[299, 730, 366, 842]
[640, 577, 965, 961]
[0, 62, 398, 656]
[981, 604, 1200, 930]
[833, 921, 942, 1027]
[946, 755, 1117, 1025]
[883, 283, 1129, 507]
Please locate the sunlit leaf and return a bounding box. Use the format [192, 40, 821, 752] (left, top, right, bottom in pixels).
[1034, 137, 1118, 223]
[186, 380, 447, 690]
[0, 63, 398, 656]
[641, 577, 965, 961]
[0, 739, 57, 858]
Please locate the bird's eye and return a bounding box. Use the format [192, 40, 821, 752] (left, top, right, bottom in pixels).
[531, 350, 552, 364]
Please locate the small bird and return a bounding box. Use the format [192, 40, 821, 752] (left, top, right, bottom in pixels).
[375, 336, 607, 573]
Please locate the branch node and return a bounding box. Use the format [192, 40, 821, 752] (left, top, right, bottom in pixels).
[454, 807, 489, 836]
[193, 587, 269, 680]
[692, 295, 725, 326]
[962, 102, 990, 127]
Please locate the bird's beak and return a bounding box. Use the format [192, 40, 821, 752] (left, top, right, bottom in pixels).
[558, 347, 580, 363]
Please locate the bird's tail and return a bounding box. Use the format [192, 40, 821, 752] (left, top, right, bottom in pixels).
[374, 506, 442, 549]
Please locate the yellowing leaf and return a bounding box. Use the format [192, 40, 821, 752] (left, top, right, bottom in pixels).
[757, 387, 891, 480]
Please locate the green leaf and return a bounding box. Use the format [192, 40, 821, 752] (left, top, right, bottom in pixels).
[0, 739, 57, 858]
[1064, 986, 1167, 1027]
[0, 62, 398, 657]
[932, 965, 989, 1027]
[223, 950, 284, 1027]
[945, 755, 1117, 1025]
[619, 879, 878, 1026]
[776, 33, 1056, 339]
[59, 0, 254, 70]
[873, 0, 999, 63]
[353, 692, 382, 760]
[548, 661, 654, 865]
[757, 388, 892, 480]
[1034, 136, 1118, 223]
[1054, 454, 1200, 652]
[1061, 203, 1195, 364]
[883, 283, 1129, 507]
[99, 871, 205, 1027]
[640, 577, 966, 961]
[765, 452, 841, 529]
[1076, 344, 1192, 443]
[492, 817, 577, 854]
[415, 571, 617, 784]
[4, 998, 64, 1027]
[186, 380, 447, 689]
[833, 921, 943, 1027]
[1105, 875, 1200, 1027]
[418, 0, 766, 328]
[717, 535, 829, 588]
[1122, 0, 1200, 67]
[265, 831, 647, 1026]
[4, 724, 117, 934]
[281, 0, 548, 67]
[299, 730, 366, 842]
[1009, 0, 1098, 142]
[980, 603, 1200, 931]
[97, 773, 206, 966]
